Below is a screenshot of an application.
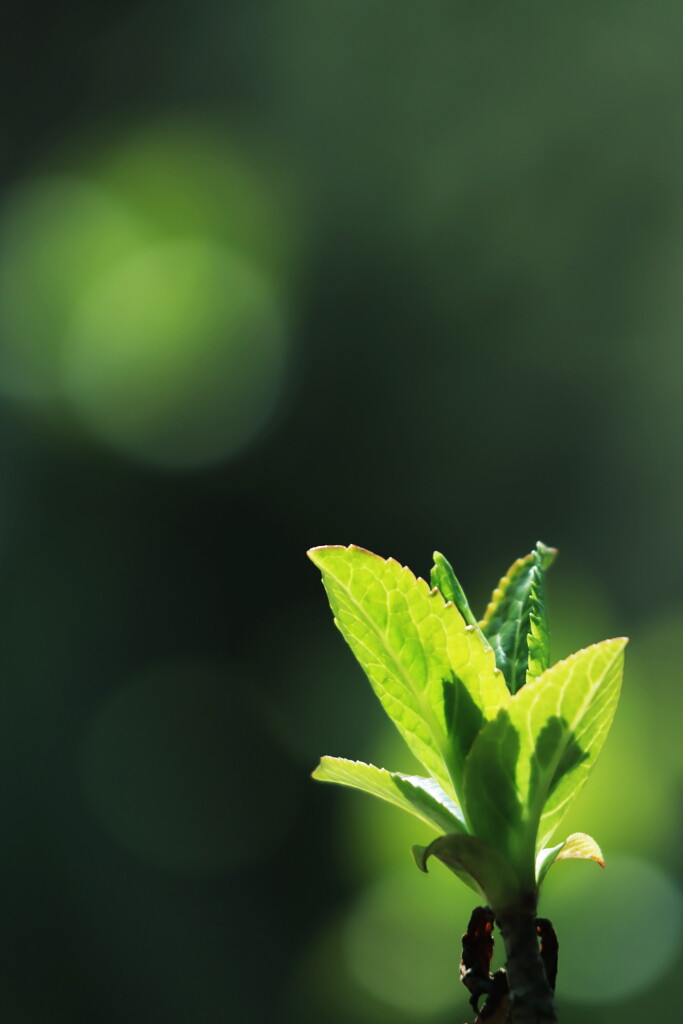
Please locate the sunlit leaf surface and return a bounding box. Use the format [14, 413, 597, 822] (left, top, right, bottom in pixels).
[555, 831, 605, 867]
[480, 542, 556, 694]
[430, 550, 486, 643]
[308, 545, 507, 800]
[312, 756, 466, 835]
[536, 832, 604, 885]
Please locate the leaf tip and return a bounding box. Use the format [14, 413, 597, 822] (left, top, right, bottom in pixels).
[535, 541, 558, 568]
[307, 544, 386, 573]
[604, 635, 629, 658]
[306, 544, 340, 567]
[556, 832, 605, 869]
[412, 845, 429, 873]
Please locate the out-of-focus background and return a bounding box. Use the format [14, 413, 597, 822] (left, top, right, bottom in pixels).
[1, 2, 682, 1021]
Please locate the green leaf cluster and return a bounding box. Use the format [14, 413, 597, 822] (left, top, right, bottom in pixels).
[309, 543, 626, 912]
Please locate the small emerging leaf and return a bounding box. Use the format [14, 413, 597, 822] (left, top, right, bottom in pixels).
[431, 551, 488, 648]
[480, 542, 557, 694]
[526, 553, 551, 683]
[536, 832, 605, 886]
[535, 842, 565, 886]
[556, 832, 605, 867]
[312, 756, 467, 835]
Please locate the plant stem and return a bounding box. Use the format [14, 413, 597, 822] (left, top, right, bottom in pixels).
[495, 895, 557, 1024]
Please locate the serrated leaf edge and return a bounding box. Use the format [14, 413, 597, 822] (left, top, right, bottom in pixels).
[312, 756, 467, 835]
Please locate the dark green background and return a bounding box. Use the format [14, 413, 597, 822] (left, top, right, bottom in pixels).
[1, 2, 682, 1021]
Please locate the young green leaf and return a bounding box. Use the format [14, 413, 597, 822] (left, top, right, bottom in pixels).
[526, 554, 551, 683]
[307, 545, 508, 801]
[430, 551, 488, 647]
[312, 756, 467, 835]
[460, 706, 525, 864]
[480, 542, 556, 694]
[555, 831, 605, 866]
[531, 639, 626, 849]
[535, 842, 565, 886]
[462, 637, 625, 875]
[536, 832, 605, 886]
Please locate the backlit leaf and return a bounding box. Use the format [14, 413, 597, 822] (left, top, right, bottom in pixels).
[308, 545, 507, 801]
[526, 555, 551, 683]
[556, 831, 605, 866]
[535, 841, 565, 886]
[530, 640, 626, 849]
[536, 832, 605, 886]
[313, 756, 466, 835]
[461, 707, 524, 863]
[480, 542, 556, 694]
[462, 637, 625, 874]
[430, 551, 488, 647]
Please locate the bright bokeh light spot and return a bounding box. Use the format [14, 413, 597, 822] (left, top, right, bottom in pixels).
[63, 239, 287, 467]
[0, 123, 298, 467]
[0, 177, 145, 398]
[545, 855, 683, 1004]
[82, 663, 294, 873]
[342, 867, 474, 1017]
[90, 119, 296, 280]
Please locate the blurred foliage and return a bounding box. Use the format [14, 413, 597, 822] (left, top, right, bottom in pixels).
[2, 1, 683, 1021]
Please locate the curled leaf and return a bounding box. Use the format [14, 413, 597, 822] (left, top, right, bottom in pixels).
[413, 833, 521, 912]
[555, 831, 605, 867]
[536, 831, 605, 885]
[535, 842, 565, 886]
